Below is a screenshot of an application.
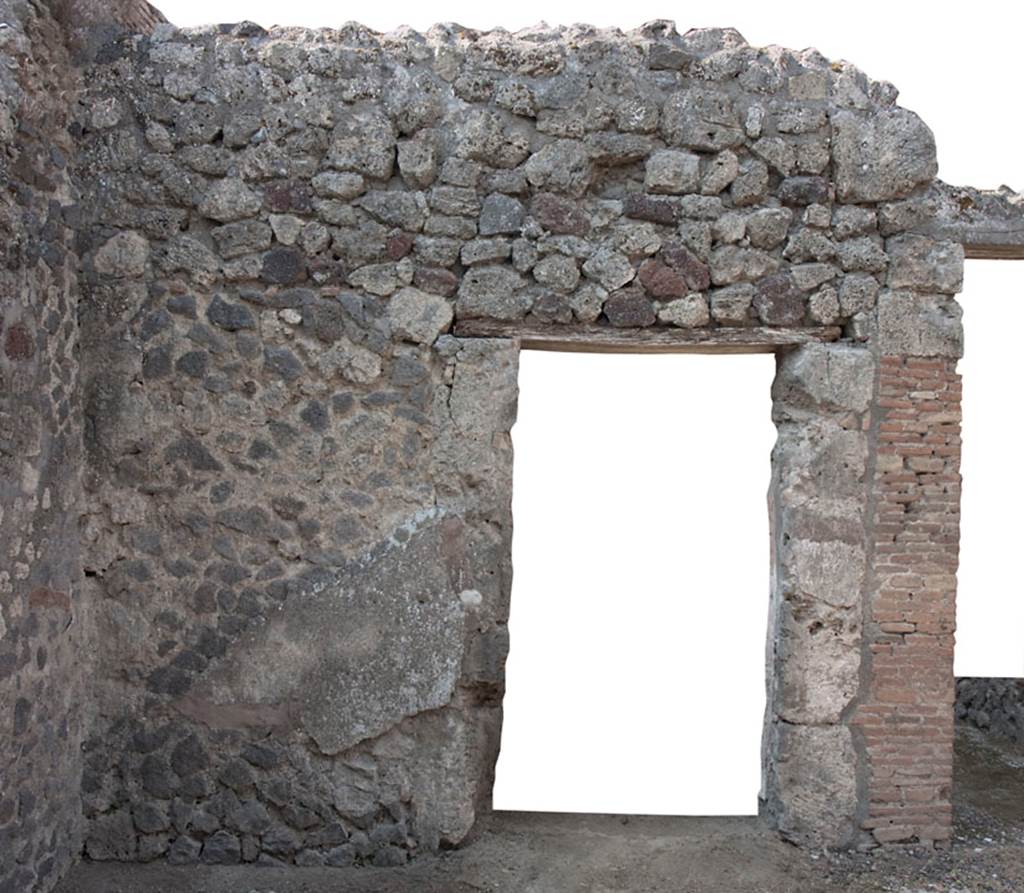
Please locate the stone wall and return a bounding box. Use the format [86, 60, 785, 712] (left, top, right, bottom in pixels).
[63, 17, 972, 862]
[957, 678, 1024, 742]
[0, 2, 87, 890]
[2, 4, 1010, 883]
[762, 342, 875, 848]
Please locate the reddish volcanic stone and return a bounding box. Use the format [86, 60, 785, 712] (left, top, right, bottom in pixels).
[637, 259, 690, 299]
[4, 323, 34, 360]
[603, 285, 655, 327]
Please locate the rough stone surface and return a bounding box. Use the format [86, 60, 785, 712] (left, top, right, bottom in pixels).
[0, 4, 92, 891]
[877, 290, 964, 357]
[644, 149, 701, 194]
[832, 109, 938, 203]
[388, 288, 454, 345]
[957, 678, 1024, 743]
[0, 7, 995, 888]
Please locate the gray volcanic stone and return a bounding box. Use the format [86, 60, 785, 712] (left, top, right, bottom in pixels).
[835, 235, 886, 272]
[261, 247, 306, 285]
[455, 109, 530, 168]
[747, 208, 793, 249]
[456, 265, 530, 320]
[167, 293, 197, 317]
[957, 679, 1024, 743]
[167, 836, 202, 866]
[779, 176, 830, 206]
[263, 346, 303, 380]
[710, 284, 755, 325]
[662, 87, 744, 151]
[479, 193, 524, 236]
[311, 171, 366, 200]
[397, 138, 437, 189]
[85, 810, 136, 861]
[199, 179, 262, 222]
[207, 295, 255, 331]
[833, 108, 938, 202]
[753, 137, 796, 176]
[710, 246, 780, 285]
[569, 283, 608, 322]
[328, 108, 395, 178]
[461, 238, 511, 266]
[832, 206, 877, 240]
[359, 191, 428, 231]
[809, 284, 840, 324]
[877, 290, 964, 357]
[388, 287, 453, 344]
[658, 294, 710, 328]
[229, 801, 272, 835]
[582, 248, 635, 291]
[532, 254, 579, 293]
[886, 235, 964, 294]
[133, 802, 170, 834]
[211, 220, 272, 258]
[701, 150, 739, 195]
[170, 735, 208, 776]
[791, 263, 837, 292]
[731, 158, 770, 206]
[94, 230, 149, 278]
[264, 825, 301, 857]
[839, 273, 880, 316]
[523, 139, 591, 196]
[644, 149, 700, 194]
[200, 830, 241, 865]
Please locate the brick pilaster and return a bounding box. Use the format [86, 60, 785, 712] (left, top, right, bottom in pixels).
[856, 355, 961, 844]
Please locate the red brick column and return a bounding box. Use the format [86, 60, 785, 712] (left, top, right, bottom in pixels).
[856, 355, 961, 845]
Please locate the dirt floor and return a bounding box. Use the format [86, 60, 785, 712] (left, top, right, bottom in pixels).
[55, 724, 1024, 893]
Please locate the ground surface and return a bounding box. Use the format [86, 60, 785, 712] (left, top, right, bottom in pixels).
[56, 725, 1024, 893]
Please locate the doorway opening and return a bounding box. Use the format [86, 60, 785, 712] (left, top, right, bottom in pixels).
[492, 350, 776, 815]
[956, 260, 1024, 680]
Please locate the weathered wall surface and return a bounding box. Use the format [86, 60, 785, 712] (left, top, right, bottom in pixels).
[0, 6, 994, 879]
[64, 17, 974, 862]
[0, 2, 87, 890]
[956, 678, 1024, 743]
[763, 342, 875, 847]
[73, 14, 522, 852]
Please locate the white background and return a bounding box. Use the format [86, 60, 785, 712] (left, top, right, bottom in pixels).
[158, 0, 1024, 815]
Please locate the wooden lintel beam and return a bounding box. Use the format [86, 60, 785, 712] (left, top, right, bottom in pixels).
[964, 244, 1024, 261]
[453, 321, 843, 355]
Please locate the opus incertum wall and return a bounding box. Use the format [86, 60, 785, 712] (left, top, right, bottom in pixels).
[3, 1, 1024, 889]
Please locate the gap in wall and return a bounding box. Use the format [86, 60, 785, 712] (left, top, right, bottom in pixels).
[492, 350, 776, 815]
[955, 260, 1024, 678]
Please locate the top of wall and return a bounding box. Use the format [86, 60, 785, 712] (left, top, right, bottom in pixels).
[52, 0, 166, 34]
[73, 16, 974, 358]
